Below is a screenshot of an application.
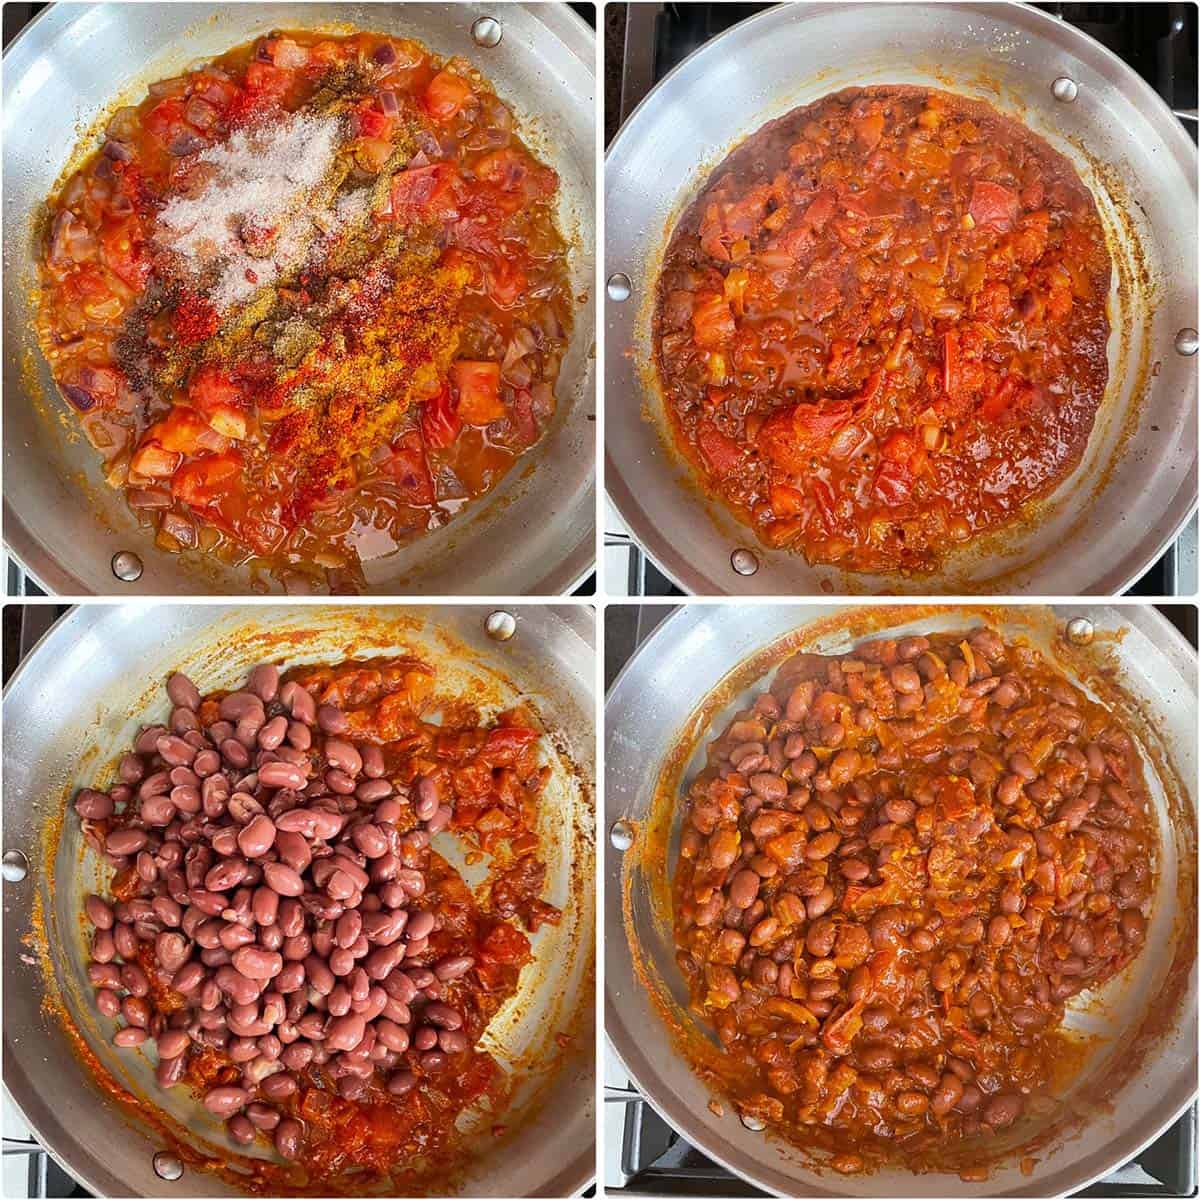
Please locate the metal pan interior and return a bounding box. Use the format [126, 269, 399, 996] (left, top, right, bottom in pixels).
[605, 1, 1197, 596]
[3, 3, 595, 595]
[605, 603, 1197, 1197]
[3, 604, 595, 1197]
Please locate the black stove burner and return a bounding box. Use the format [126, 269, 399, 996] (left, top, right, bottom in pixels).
[610, 1, 1197, 596]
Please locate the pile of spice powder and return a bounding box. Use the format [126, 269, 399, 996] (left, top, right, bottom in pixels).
[154, 109, 345, 312]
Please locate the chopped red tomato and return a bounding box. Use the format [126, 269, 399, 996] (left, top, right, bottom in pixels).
[420, 388, 461, 450]
[151, 406, 221, 455]
[188, 366, 247, 439]
[244, 61, 291, 99]
[353, 100, 394, 140]
[696, 421, 744, 478]
[171, 451, 242, 507]
[484, 258, 527, 308]
[382, 431, 434, 506]
[692, 294, 736, 350]
[388, 164, 460, 223]
[478, 921, 531, 967]
[474, 149, 558, 209]
[142, 99, 186, 145]
[452, 361, 504, 426]
[770, 482, 807, 518]
[969, 180, 1020, 231]
[131, 442, 183, 479]
[99, 220, 150, 291]
[481, 725, 539, 765]
[423, 70, 473, 121]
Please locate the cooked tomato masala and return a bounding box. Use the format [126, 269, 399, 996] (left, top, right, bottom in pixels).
[654, 87, 1112, 574]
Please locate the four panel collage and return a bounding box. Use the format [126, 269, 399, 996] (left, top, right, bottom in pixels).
[0, 3, 1196, 1200]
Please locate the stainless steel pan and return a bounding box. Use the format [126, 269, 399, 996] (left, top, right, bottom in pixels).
[605, 2, 1198, 596]
[606, 604, 1197, 1196]
[3, 3, 595, 595]
[3, 604, 595, 1197]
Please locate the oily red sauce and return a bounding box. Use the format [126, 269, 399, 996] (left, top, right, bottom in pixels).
[37, 30, 573, 593]
[672, 627, 1155, 1172]
[79, 656, 559, 1193]
[654, 87, 1112, 573]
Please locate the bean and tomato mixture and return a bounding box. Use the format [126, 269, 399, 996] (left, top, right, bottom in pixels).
[654, 87, 1111, 573]
[673, 627, 1155, 1171]
[37, 30, 573, 593]
[73, 655, 560, 1189]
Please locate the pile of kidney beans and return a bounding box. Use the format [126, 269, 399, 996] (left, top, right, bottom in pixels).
[74, 663, 485, 1160]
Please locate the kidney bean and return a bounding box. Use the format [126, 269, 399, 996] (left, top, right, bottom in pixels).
[165, 672, 200, 709]
[259, 861, 302, 898]
[114, 1026, 148, 1047]
[350, 823, 388, 859]
[228, 1039, 259, 1066]
[156, 734, 197, 767]
[325, 1013, 366, 1052]
[235, 814, 276, 859]
[355, 779, 392, 804]
[204, 1086, 249, 1117]
[216, 964, 262, 1007]
[225, 1114, 254, 1145]
[205, 857, 249, 893]
[274, 1117, 303, 1160]
[243, 1101, 279, 1132]
[232, 946, 283, 981]
[84, 894, 115, 930]
[172, 961, 205, 993]
[106, 828, 148, 856]
[156, 1053, 187, 1088]
[75, 789, 115, 820]
[272, 811, 316, 840]
[156, 931, 190, 972]
[157, 1028, 190, 1059]
[279, 1041, 313, 1072]
[87, 960, 120, 988]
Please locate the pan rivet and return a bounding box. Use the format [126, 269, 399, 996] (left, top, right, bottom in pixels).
[470, 16, 503, 48]
[739, 1112, 766, 1132]
[1174, 327, 1199, 356]
[484, 610, 517, 641]
[731, 548, 759, 576]
[606, 273, 632, 302]
[1, 850, 29, 882]
[1051, 76, 1079, 103]
[610, 820, 635, 851]
[1066, 617, 1094, 645]
[111, 551, 143, 582]
[153, 1152, 183, 1181]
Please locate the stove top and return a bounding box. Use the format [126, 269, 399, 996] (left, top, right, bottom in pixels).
[603, 1, 1199, 596]
[604, 600, 1200, 1196]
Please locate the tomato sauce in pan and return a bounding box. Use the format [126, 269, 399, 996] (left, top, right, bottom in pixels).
[654, 87, 1112, 574]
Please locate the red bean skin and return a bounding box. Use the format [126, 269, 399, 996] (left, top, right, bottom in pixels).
[274, 1117, 303, 1160]
[204, 1086, 249, 1117]
[262, 862, 305, 897]
[232, 946, 283, 981]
